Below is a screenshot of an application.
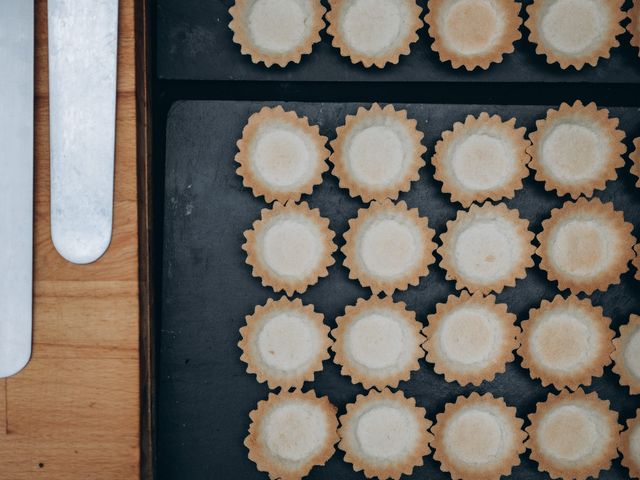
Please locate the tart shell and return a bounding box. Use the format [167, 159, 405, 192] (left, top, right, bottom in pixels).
[612, 314, 640, 395]
[229, 0, 326, 67]
[525, 0, 626, 70]
[243, 201, 336, 296]
[342, 199, 437, 295]
[330, 103, 426, 202]
[239, 297, 332, 389]
[431, 392, 526, 480]
[621, 408, 640, 479]
[425, 0, 522, 70]
[536, 197, 635, 295]
[331, 296, 424, 389]
[526, 389, 621, 480]
[423, 291, 519, 386]
[631, 138, 640, 188]
[629, 0, 640, 55]
[246, 390, 339, 480]
[338, 388, 433, 480]
[438, 202, 535, 294]
[326, 0, 423, 68]
[235, 106, 329, 203]
[518, 295, 614, 391]
[527, 101, 626, 199]
[432, 112, 531, 206]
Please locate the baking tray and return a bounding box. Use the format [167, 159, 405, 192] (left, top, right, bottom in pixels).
[156, 99, 640, 479]
[155, 0, 640, 83]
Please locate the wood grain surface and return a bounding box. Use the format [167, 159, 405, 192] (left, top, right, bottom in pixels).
[0, 0, 140, 478]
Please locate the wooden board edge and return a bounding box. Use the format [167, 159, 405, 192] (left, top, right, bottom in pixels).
[135, 0, 154, 477]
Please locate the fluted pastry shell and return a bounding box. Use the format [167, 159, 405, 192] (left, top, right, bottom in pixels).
[631, 138, 640, 188]
[612, 314, 640, 395]
[331, 296, 424, 390]
[527, 101, 626, 199]
[229, 0, 326, 67]
[438, 202, 535, 294]
[342, 199, 436, 295]
[431, 392, 526, 480]
[525, 0, 626, 69]
[246, 390, 339, 480]
[518, 295, 614, 391]
[432, 112, 530, 206]
[243, 201, 336, 296]
[330, 104, 426, 203]
[326, 0, 423, 68]
[628, 0, 640, 55]
[526, 389, 621, 480]
[338, 388, 433, 480]
[621, 408, 640, 479]
[239, 297, 331, 389]
[236, 106, 329, 203]
[423, 291, 519, 386]
[425, 0, 522, 70]
[536, 197, 635, 295]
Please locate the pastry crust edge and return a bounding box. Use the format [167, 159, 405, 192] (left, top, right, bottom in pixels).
[236, 106, 330, 203]
[243, 201, 337, 296]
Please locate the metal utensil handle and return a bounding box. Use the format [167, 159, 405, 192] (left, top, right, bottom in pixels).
[48, 0, 119, 264]
[0, 0, 34, 377]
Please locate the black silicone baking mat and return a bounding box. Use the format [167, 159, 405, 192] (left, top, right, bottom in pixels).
[156, 100, 640, 479]
[156, 0, 640, 83]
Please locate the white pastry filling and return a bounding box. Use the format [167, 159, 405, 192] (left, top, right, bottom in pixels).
[257, 311, 318, 371]
[262, 402, 329, 462]
[340, 0, 410, 56]
[260, 215, 323, 279]
[344, 116, 414, 188]
[346, 310, 409, 371]
[438, 307, 500, 368]
[440, 0, 503, 55]
[530, 309, 596, 373]
[548, 218, 613, 279]
[630, 423, 640, 467]
[452, 216, 523, 284]
[444, 406, 511, 466]
[538, 0, 605, 55]
[624, 327, 640, 380]
[538, 404, 607, 464]
[447, 132, 515, 192]
[247, 0, 312, 54]
[540, 121, 606, 183]
[355, 403, 418, 459]
[251, 122, 317, 189]
[358, 214, 422, 278]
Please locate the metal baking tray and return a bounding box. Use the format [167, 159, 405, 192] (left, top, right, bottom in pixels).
[155, 100, 640, 479]
[155, 0, 640, 83]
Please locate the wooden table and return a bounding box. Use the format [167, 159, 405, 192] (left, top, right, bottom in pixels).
[0, 0, 141, 478]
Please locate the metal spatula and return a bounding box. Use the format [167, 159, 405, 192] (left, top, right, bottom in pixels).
[0, 0, 34, 377]
[48, 0, 119, 264]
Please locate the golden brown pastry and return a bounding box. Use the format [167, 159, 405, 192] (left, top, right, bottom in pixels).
[426, 0, 522, 70]
[246, 390, 338, 479]
[229, 0, 326, 67]
[526, 0, 626, 69]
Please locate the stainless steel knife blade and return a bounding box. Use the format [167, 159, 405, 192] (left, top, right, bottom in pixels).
[0, 0, 34, 377]
[48, 0, 118, 264]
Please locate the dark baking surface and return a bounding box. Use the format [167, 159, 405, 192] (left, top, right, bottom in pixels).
[157, 100, 640, 480]
[156, 0, 640, 83]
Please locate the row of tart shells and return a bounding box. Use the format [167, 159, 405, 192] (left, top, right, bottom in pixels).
[246, 388, 640, 480]
[243, 198, 639, 297]
[230, 0, 640, 70]
[236, 103, 640, 206]
[240, 295, 640, 393]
